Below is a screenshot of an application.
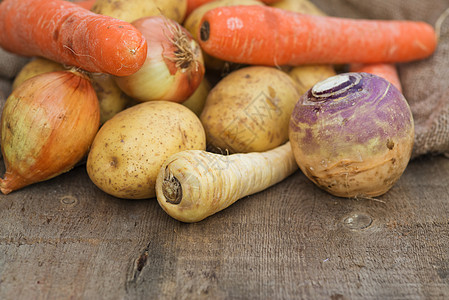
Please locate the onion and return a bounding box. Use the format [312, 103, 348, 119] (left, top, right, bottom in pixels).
[115, 16, 205, 103]
[0, 70, 100, 194]
[289, 72, 414, 198]
[12, 58, 131, 124]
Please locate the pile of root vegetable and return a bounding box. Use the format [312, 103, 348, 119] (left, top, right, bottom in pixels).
[0, 0, 440, 222]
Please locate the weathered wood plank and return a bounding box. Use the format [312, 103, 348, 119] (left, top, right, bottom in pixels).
[0, 155, 449, 300]
[0, 165, 171, 300]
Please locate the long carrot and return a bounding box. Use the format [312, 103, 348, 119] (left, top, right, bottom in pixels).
[198, 5, 437, 66]
[0, 0, 147, 76]
[350, 63, 402, 92]
[155, 141, 298, 223]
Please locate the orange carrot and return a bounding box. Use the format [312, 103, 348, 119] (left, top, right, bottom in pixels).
[73, 0, 97, 10]
[198, 5, 437, 66]
[0, 0, 147, 76]
[350, 63, 402, 92]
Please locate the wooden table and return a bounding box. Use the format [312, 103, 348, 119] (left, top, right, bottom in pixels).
[1, 153, 449, 299]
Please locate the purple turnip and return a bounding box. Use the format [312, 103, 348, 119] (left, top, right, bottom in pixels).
[289, 72, 414, 198]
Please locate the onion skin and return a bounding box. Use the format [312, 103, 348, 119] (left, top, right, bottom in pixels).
[289, 72, 414, 198]
[115, 16, 205, 103]
[0, 70, 100, 194]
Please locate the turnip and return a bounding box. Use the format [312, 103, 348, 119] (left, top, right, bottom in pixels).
[289, 72, 414, 198]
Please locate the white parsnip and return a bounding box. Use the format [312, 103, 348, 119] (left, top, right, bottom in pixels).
[155, 142, 298, 223]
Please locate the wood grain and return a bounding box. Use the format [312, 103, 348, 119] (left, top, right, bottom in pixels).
[1, 155, 449, 299]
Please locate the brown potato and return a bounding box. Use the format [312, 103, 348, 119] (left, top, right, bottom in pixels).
[288, 65, 337, 97]
[12, 57, 64, 90]
[89, 73, 133, 124]
[200, 66, 300, 153]
[270, 0, 327, 15]
[86, 100, 206, 199]
[152, 0, 187, 23]
[91, 0, 187, 23]
[181, 76, 211, 116]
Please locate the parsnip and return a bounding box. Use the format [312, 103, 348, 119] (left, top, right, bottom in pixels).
[155, 142, 298, 223]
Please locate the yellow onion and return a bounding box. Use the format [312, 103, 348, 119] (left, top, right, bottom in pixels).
[115, 15, 205, 103]
[12, 57, 132, 124]
[0, 70, 100, 194]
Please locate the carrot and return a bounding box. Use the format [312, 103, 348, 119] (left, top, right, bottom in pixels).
[0, 0, 147, 76]
[350, 63, 403, 92]
[155, 141, 298, 223]
[198, 5, 437, 66]
[73, 0, 97, 10]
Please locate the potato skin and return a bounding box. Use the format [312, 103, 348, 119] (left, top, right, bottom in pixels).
[288, 65, 336, 96]
[91, 0, 187, 24]
[86, 100, 206, 199]
[200, 66, 300, 153]
[182, 76, 211, 117]
[12, 57, 64, 90]
[89, 73, 132, 124]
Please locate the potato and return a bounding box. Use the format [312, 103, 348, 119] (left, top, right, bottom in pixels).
[181, 76, 211, 117]
[89, 73, 133, 124]
[200, 66, 300, 153]
[86, 100, 206, 199]
[13, 57, 132, 124]
[12, 57, 64, 90]
[91, 0, 187, 24]
[270, 0, 327, 16]
[288, 65, 337, 96]
[152, 0, 187, 23]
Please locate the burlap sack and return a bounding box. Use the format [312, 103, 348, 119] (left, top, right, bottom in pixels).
[312, 0, 449, 158]
[0, 85, 5, 159]
[0, 46, 26, 106]
[0, 77, 11, 100]
[0, 87, 5, 111]
[0, 47, 29, 79]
